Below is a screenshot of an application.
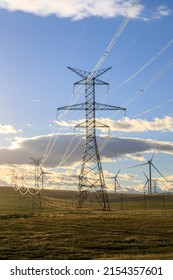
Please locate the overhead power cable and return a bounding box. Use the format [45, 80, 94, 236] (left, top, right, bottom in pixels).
[67, 20, 88, 65]
[97, 58, 173, 122]
[109, 37, 173, 94]
[124, 57, 173, 108]
[68, 0, 141, 101]
[57, 136, 83, 168]
[91, 0, 141, 75]
[131, 97, 173, 118]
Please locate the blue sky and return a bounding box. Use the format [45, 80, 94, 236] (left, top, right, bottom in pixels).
[0, 0, 173, 193]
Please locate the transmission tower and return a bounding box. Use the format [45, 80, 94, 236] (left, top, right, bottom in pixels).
[152, 179, 158, 194]
[57, 67, 126, 210]
[29, 157, 43, 211]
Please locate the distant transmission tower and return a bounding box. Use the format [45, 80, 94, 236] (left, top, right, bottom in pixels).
[57, 67, 126, 210]
[29, 157, 43, 211]
[153, 179, 158, 194]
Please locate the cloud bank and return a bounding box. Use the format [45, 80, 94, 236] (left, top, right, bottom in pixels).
[1, 133, 173, 167]
[102, 116, 173, 133]
[56, 116, 173, 133]
[2, 133, 173, 192]
[0, 0, 144, 20]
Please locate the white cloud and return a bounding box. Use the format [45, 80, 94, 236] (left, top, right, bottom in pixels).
[0, 1, 171, 23]
[0, 0, 144, 20]
[0, 124, 21, 134]
[56, 116, 173, 133]
[153, 5, 171, 19]
[125, 153, 146, 161]
[103, 116, 173, 133]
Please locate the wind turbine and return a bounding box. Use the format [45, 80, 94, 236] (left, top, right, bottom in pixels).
[129, 153, 167, 194]
[37, 167, 51, 189]
[108, 169, 121, 193]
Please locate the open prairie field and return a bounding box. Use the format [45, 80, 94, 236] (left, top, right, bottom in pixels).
[0, 186, 173, 260]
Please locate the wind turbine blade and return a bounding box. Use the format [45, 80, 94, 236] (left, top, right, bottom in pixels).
[151, 143, 158, 162]
[128, 162, 148, 169]
[143, 180, 148, 189]
[117, 169, 121, 174]
[115, 169, 121, 178]
[116, 180, 121, 188]
[151, 163, 168, 182]
[143, 171, 149, 180]
[151, 151, 155, 162]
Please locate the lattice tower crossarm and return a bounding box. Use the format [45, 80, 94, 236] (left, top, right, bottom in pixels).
[57, 67, 126, 210]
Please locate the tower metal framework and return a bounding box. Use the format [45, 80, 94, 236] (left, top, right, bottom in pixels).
[29, 157, 43, 211]
[57, 67, 126, 210]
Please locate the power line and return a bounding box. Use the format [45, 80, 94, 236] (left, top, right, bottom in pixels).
[131, 97, 173, 118]
[124, 57, 173, 108]
[109, 37, 173, 94]
[91, 0, 141, 74]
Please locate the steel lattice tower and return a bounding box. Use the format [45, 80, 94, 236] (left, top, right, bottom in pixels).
[30, 158, 43, 211]
[57, 67, 126, 210]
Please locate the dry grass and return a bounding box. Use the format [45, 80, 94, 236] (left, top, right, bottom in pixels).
[0, 210, 173, 260]
[0, 186, 173, 260]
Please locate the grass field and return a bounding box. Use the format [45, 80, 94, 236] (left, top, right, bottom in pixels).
[0, 186, 173, 260]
